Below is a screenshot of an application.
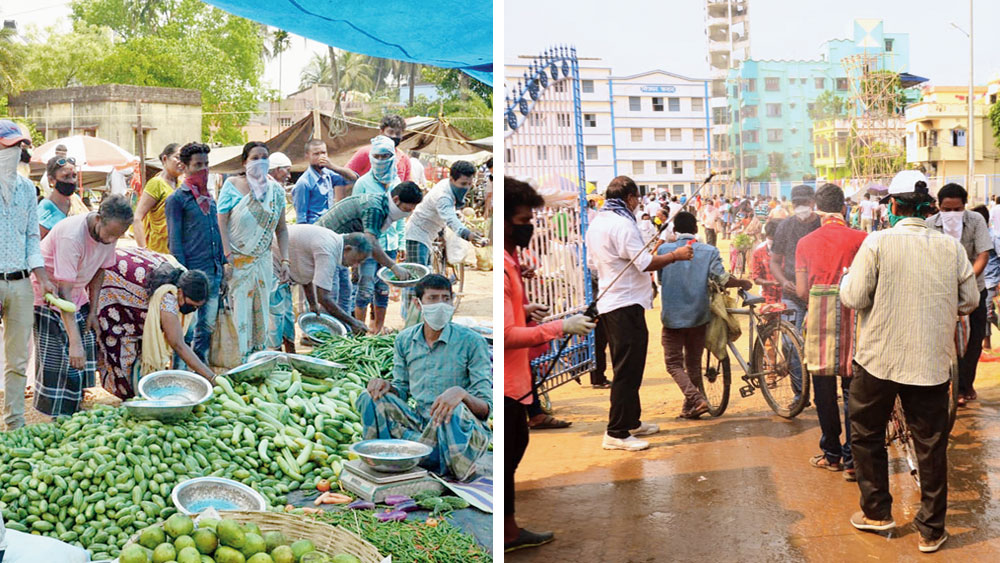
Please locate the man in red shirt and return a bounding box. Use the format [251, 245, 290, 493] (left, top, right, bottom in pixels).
[750, 220, 782, 304]
[795, 183, 867, 480]
[346, 115, 412, 183]
[504, 177, 595, 552]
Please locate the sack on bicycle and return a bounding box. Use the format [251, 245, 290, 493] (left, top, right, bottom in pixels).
[706, 280, 742, 361]
[803, 284, 854, 377]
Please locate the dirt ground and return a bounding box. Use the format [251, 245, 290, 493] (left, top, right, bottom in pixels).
[509, 235, 1000, 562]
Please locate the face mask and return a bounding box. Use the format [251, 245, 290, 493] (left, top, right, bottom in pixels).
[940, 210, 964, 240]
[794, 205, 813, 220]
[179, 302, 197, 315]
[451, 182, 470, 208]
[246, 159, 270, 201]
[512, 223, 534, 248]
[54, 180, 76, 196]
[420, 302, 454, 331]
[20, 147, 31, 164]
[389, 136, 402, 147]
[383, 197, 409, 231]
[0, 146, 19, 201]
[187, 168, 208, 190]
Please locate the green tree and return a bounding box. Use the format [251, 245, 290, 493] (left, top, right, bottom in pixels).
[337, 52, 374, 95]
[809, 90, 847, 120]
[299, 52, 333, 90]
[420, 67, 491, 101]
[22, 23, 112, 89]
[990, 99, 1000, 152]
[0, 25, 25, 97]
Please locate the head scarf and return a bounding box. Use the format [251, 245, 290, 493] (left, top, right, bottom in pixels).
[245, 159, 271, 201]
[0, 146, 20, 204]
[368, 135, 397, 185]
[601, 197, 637, 223]
[185, 169, 213, 215]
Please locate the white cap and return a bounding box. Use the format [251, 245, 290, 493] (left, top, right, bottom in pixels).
[269, 152, 292, 170]
[882, 170, 929, 203]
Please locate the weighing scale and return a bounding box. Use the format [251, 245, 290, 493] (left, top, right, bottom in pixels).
[339, 459, 444, 503]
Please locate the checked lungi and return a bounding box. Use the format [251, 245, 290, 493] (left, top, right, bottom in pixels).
[33, 304, 96, 418]
[356, 391, 491, 481]
[401, 239, 432, 321]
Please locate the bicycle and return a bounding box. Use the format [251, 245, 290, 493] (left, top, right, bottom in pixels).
[886, 364, 960, 486]
[699, 289, 811, 418]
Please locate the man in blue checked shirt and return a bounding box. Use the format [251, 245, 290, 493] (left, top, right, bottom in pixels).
[292, 139, 359, 224]
[358, 274, 492, 480]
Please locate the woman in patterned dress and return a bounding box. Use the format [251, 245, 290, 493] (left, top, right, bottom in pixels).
[217, 142, 291, 359]
[96, 247, 215, 399]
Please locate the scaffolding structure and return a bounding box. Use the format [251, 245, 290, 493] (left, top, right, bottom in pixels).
[842, 52, 906, 185]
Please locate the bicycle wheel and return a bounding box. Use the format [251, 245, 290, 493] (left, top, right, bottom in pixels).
[890, 398, 921, 486]
[699, 347, 731, 417]
[947, 362, 959, 433]
[752, 319, 810, 418]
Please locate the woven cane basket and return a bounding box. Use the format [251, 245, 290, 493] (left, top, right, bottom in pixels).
[123, 510, 384, 562]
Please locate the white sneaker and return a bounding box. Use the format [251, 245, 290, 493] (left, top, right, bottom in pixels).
[630, 422, 660, 437]
[602, 434, 650, 451]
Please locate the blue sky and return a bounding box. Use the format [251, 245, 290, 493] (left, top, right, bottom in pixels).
[504, 0, 999, 87]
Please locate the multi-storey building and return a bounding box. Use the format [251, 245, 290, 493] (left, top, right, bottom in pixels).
[505, 60, 711, 196]
[726, 19, 909, 182]
[705, 0, 751, 184]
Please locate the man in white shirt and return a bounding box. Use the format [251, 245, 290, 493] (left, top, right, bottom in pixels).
[859, 194, 878, 232]
[699, 200, 720, 246]
[585, 176, 692, 451]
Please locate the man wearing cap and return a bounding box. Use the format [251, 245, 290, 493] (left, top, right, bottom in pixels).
[925, 183, 992, 406]
[268, 151, 293, 187]
[292, 139, 359, 224]
[841, 170, 978, 553]
[0, 121, 59, 430]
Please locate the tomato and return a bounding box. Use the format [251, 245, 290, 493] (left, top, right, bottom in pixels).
[316, 479, 331, 492]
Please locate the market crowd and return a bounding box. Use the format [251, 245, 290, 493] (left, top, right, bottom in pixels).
[0, 116, 494, 480]
[504, 169, 990, 554]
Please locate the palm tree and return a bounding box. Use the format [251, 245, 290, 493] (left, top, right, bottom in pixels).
[268, 29, 291, 93]
[0, 26, 25, 98]
[337, 52, 374, 95]
[299, 52, 331, 90]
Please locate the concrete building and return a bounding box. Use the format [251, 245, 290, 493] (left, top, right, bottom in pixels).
[727, 19, 909, 182]
[505, 60, 710, 196]
[8, 84, 201, 156]
[705, 0, 751, 183]
[905, 81, 1000, 180]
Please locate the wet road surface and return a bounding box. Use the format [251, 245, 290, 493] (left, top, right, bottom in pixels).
[508, 305, 1000, 562]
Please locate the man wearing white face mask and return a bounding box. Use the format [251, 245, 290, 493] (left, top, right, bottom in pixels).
[359, 274, 492, 479]
[926, 183, 992, 406]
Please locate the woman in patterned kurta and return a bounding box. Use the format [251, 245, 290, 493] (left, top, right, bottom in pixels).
[96, 247, 215, 398]
[217, 142, 291, 359]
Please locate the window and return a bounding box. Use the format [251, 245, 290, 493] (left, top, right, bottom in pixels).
[279, 118, 292, 127]
[693, 129, 705, 143]
[559, 146, 572, 160]
[554, 82, 565, 93]
[672, 160, 684, 174]
[765, 77, 780, 91]
[743, 130, 759, 143]
[691, 98, 704, 112]
[885, 38, 894, 52]
[741, 105, 758, 118]
[766, 103, 781, 117]
[673, 184, 685, 195]
[800, 78, 807, 84]
[629, 96, 641, 111]
[767, 129, 782, 142]
[814, 77, 825, 90]
[652, 97, 664, 111]
[630, 128, 643, 142]
[505, 148, 514, 163]
[744, 79, 757, 92]
[953, 128, 966, 147]
[536, 146, 547, 160]
[632, 160, 645, 175]
[807, 103, 815, 113]
[768, 153, 782, 167]
[582, 79, 595, 93]
[836, 78, 848, 91]
[695, 160, 707, 175]
[789, 102, 796, 109]
[670, 129, 682, 142]
[657, 160, 669, 173]
[654, 128, 666, 142]
[745, 154, 758, 168]
[712, 107, 728, 125]
[585, 146, 598, 160]
[668, 98, 681, 111]
[808, 128, 813, 140]
[789, 78, 796, 86]
[557, 113, 571, 127]
[584, 113, 597, 127]
[531, 113, 544, 125]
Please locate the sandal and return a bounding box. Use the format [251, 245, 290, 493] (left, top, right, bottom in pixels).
[528, 415, 572, 430]
[810, 454, 842, 471]
[957, 395, 967, 407]
[967, 390, 977, 401]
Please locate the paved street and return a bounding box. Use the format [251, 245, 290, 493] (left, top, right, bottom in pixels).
[509, 241, 1000, 563]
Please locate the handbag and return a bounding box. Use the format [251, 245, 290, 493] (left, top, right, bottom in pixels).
[705, 281, 741, 361]
[209, 288, 242, 371]
[804, 284, 850, 376]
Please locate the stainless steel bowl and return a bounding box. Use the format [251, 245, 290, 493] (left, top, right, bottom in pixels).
[247, 350, 288, 364]
[298, 312, 347, 345]
[224, 355, 280, 383]
[123, 399, 195, 421]
[349, 439, 434, 473]
[137, 370, 213, 404]
[376, 263, 431, 288]
[172, 477, 267, 515]
[286, 353, 345, 378]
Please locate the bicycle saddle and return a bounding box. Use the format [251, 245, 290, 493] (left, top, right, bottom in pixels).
[741, 292, 766, 306]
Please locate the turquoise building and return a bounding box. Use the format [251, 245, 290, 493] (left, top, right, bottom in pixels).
[726, 19, 910, 183]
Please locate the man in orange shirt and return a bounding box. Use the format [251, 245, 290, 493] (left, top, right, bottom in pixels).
[504, 177, 595, 552]
[346, 115, 412, 183]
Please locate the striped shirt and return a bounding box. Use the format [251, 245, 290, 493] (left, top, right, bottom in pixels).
[840, 217, 979, 386]
[0, 175, 44, 273]
[313, 193, 389, 238]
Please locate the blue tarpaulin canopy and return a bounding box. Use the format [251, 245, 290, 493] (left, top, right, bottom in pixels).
[201, 0, 492, 85]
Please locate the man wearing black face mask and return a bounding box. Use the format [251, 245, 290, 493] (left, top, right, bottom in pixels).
[38, 156, 81, 239]
[346, 115, 413, 183]
[504, 177, 595, 553]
